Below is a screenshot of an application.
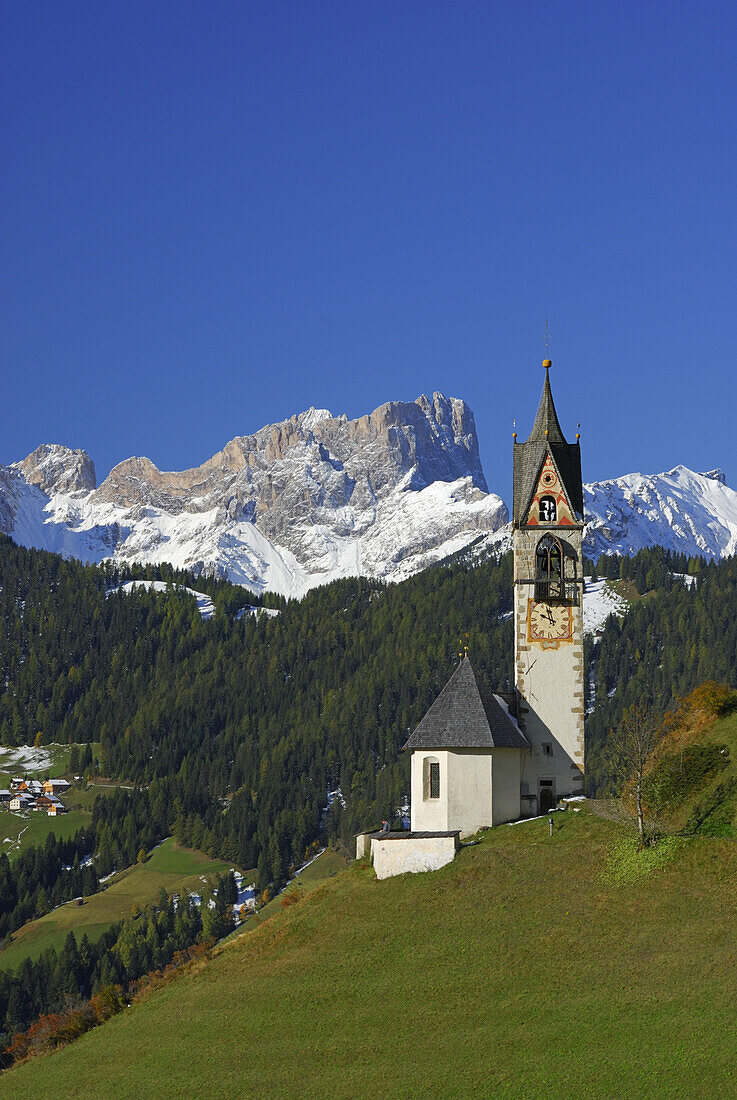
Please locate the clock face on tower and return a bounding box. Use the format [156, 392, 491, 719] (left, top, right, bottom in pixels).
[527, 599, 573, 644]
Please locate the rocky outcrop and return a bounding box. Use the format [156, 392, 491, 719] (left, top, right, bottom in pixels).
[17, 445, 96, 495]
[0, 394, 506, 597]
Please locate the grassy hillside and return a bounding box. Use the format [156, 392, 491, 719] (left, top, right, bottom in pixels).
[1, 810, 92, 862]
[645, 686, 737, 838]
[4, 809, 737, 1099]
[0, 839, 247, 972]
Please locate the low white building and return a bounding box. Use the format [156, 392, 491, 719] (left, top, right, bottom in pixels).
[404, 656, 529, 837]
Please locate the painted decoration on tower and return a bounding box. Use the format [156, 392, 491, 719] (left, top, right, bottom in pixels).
[525, 454, 575, 526]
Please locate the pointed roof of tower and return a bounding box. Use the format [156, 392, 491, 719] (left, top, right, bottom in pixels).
[513, 360, 583, 525]
[402, 657, 528, 751]
[526, 363, 566, 444]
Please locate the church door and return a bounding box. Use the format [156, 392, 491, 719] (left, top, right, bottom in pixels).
[539, 782, 555, 814]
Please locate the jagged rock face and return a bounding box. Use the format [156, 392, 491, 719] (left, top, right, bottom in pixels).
[95, 395, 486, 504]
[16, 444, 96, 495]
[0, 395, 507, 597]
[89, 395, 491, 563]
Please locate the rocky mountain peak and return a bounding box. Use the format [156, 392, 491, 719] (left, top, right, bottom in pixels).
[700, 469, 726, 484]
[14, 444, 96, 495]
[92, 393, 487, 514]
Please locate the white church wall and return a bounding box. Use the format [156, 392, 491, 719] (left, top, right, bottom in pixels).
[490, 750, 522, 825]
[514, 527, 585, 803]
[446, 750, 493, 837]
[410, 750, 449, 832]
[355, 832, 373, 859]
[409, 748, 508, 831]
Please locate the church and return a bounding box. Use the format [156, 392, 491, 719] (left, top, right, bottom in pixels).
[359, 357, 585, 878]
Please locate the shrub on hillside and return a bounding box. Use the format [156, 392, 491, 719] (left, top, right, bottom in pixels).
[648, 743, 730, 809]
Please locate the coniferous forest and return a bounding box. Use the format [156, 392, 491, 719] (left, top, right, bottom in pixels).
[2, 533, 737, 1057]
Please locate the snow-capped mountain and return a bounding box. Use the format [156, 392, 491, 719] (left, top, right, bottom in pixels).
[462, 466, 737, 566]
[2, 398, 734, 598]
[582, 466, 737, 559]
[0, 396, 508, 598]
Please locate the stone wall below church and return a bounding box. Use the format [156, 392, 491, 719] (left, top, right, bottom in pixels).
[371, 833, 460, 879]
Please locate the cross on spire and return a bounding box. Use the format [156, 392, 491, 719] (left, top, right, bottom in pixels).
[541, 320, 552, 357]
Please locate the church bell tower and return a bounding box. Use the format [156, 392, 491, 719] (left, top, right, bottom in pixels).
[513, 359, 585, 813]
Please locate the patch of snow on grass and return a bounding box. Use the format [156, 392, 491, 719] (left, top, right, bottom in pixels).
[0, 745, 58, 771]
[235, 605, 280, 620]
[583, 579, 628, 635]
[113, 580, 215, 619]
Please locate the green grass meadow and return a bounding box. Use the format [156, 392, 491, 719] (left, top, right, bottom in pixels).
[0, 809, 93, 862]
[0, 839, 249, 973]
[5, 807, 737, 1099]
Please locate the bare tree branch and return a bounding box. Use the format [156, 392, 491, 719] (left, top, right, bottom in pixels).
[607, 703, 661, 849]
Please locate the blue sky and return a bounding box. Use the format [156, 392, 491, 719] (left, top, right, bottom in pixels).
[3, 1, 737, 504]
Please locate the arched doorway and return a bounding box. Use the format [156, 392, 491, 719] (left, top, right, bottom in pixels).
[539, 781, 555, 814]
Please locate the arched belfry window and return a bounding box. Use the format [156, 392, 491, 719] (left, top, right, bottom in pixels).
[535, 534, 563, 600]
[539, 495, 557, 523]
[535, 534, 579, 603]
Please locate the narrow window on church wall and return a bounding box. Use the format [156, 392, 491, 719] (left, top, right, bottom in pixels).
[429, 762, 440, 799]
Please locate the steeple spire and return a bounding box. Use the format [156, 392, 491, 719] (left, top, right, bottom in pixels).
[512, 356, 583, 526]
[526, 361, 566, 444]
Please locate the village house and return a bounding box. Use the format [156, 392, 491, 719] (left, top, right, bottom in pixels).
[14, 779, 44, 797]
[34, 794, 67, 815]
[9, 792, 35, 812]
[42, 778, 71, 795]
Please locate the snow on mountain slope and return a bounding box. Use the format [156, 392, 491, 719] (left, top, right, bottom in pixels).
[583, 466, 737, 559]
[0, 395, 508, 598]
[113, 580, 216, 620]
[582, 579, 629, 635]
[468, 465, 737, 567]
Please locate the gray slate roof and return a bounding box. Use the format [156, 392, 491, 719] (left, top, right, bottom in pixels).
[403, 658, 529, 751]
[513, 365, 583, 525]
